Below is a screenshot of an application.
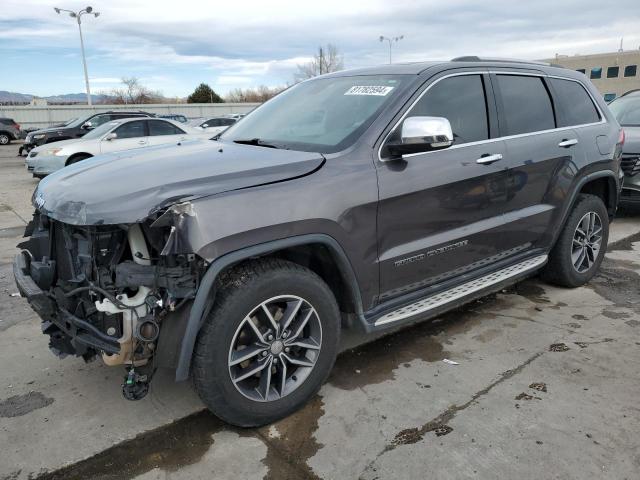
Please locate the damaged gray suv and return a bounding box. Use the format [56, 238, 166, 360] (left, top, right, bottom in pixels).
[14, 58, 624, 427]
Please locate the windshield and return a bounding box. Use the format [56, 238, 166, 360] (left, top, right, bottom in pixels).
[63, 114, 94, 129]
[80, 121, 121, 140]
[609, 95, 640, 126]
[220, 75, 409, 153]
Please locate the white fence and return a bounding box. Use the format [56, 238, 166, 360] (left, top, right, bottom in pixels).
[0, 103, 261, 130]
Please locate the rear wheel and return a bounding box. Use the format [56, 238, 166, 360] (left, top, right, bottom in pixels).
[0, 133, 10, 145]
[542, 194, 609, 287]
[193, 259, 340, 427]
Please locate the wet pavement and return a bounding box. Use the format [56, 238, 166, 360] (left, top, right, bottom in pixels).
[1, 144, 639, 480]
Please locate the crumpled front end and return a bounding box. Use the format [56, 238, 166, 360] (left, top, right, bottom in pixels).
[14, 211, 203, 399]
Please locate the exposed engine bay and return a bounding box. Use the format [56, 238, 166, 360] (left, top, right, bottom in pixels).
[15, 212, 202, 400]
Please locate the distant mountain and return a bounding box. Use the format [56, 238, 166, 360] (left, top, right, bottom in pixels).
[0, 90, 113, 104]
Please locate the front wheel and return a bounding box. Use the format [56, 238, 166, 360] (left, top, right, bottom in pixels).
[0, 133, 10, 145]
[542, 194, 609, 287]
[193, 259, 340, 427]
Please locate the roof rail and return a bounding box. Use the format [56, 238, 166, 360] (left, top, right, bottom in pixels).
[451, 56, 553, 66]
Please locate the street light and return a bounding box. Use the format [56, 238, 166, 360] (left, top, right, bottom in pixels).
[379, 35, 404, 64]
[54, 5, 100, 106]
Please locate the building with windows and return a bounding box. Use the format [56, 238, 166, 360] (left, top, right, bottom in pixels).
[544, 49, 640, 101]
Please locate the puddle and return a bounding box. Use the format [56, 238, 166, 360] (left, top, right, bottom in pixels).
[512, 281, 550, 304]
[36, 410, 227, 480]
[0, 392, 54, 418]
[591, 259, 640, 311]
[259, 396, 325, 480]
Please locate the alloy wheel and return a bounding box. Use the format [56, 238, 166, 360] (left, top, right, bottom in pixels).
[228, 295, 322, 402]
[571, 211, 603, 273]
[0, 135, 9, 145]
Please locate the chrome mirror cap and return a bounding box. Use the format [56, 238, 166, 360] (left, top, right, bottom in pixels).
[401, 116, 454, 148]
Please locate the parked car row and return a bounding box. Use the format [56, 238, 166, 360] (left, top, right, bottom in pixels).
[26, 117, 214, 177]
[608, 90, 640, 205]
[5, 109, 245, 177]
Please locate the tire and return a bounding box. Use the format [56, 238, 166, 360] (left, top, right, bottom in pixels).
[66, 154, 92, 166]
[193, 258, 341, 427]
[542, 194, 609, 287]
[0, 133, 10, 145]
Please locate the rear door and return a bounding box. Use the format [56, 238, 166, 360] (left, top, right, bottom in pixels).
[490, 72, 585, 250]
[376, 71, 512, 302]
[146, 119, 188, 146]
[99, 120, 149, 153]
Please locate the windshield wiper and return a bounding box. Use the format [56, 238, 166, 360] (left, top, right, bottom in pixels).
[233, 138, 282, 149]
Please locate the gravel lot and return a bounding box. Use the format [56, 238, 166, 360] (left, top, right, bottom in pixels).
[1, 142, 639, 480]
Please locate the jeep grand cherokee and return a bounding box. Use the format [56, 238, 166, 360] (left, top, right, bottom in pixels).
[14, 57, 624, 426]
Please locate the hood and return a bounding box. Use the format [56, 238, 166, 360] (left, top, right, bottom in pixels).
[34, 139, 324, 225]
[27, 126, 74, 137]
[623, 126, 640, 154]
[32, 138, 84, 152]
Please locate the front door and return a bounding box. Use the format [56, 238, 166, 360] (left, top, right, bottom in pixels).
[100, 119, 149, 154]
[376, 72, 512, 303]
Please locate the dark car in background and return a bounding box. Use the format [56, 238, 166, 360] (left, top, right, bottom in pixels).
[159, 114, 188, 123]
[21, 110, 154, 155]
[0, 118, 21, 145]
[609, 90, 640, 206]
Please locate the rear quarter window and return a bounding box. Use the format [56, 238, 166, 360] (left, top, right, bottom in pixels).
[495, 75, 555, 135]
[549, 78, 601, 127]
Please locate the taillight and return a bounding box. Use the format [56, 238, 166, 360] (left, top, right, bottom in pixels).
[618, 129, 625, 146]
[14, 123, 21, 130]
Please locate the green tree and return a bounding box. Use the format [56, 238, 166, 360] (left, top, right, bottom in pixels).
[187, 83, 224, 103]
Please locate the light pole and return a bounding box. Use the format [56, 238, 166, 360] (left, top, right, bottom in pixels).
[54, 6, 100, 106]
[379, 35, 404, 64]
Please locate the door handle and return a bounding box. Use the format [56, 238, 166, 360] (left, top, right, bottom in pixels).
[476, 153, 503, 165]
[138, 140, 147, 145]
[558, 138, 578, 148]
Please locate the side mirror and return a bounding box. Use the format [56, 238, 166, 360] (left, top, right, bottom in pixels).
[104, 132, 117, 141]
[387, 116, 454, 157]
[82, 121, 93, 130]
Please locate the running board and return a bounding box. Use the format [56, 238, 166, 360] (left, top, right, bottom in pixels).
[374, 254, 548, 327]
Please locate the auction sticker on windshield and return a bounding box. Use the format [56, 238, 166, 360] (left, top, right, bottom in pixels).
[344, 85, 394, 96]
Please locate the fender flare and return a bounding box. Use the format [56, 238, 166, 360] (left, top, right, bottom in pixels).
[175, 234, 364, 381]
[552, 169, 620, 246]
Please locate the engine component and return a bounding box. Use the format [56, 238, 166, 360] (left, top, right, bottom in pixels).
[135, 318, 159, 343]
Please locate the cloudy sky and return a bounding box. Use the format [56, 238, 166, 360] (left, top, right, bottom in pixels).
[1, 0, 639, 97]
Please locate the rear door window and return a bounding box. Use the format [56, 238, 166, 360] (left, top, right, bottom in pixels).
[148, 120, 185, 136]
[405, 74, 489, 145]
[114, 120, 147, 139]
[549, 78, 601, 127]
[495, 75, 555, 135]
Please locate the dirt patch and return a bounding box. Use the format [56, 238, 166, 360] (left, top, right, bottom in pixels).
[549, 343, 570, 352]
[601, 310, 631, 319]
[626, 319, 640, 327]
[607, 231, 640, 252]
[515, 392, 541, 401]
[529, 382, 547, 392]
[0, 392, 54, 418]
[472, 328, 503, 343]
[572, 314, 588, 321]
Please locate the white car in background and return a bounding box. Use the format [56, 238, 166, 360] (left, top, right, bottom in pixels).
[26, 118, 213, 178]
[190, 116, 237, 135]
